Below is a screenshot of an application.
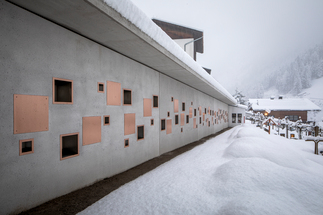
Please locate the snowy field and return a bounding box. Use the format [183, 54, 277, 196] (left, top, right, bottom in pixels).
[78, 123, 323, 215]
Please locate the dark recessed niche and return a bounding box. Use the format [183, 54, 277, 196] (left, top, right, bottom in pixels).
[194, 109, 197, 116]
[171, 97, 173, 102]
[137, 125, 144, 140]
[200, 117, 201, 124]
[191, 102, 193, 105]
[205, 108, 207, 114]
[167, 112, 170, 117]
[186, 115, 189, 124]
[61, 133, 79, 160]
[175, 115, 179, 125]
[208, 121, 211, 127]
[124, 139, 129, 148]
[153, 95, 158, 108]
[123, 89, 132, 105]
[182, 102, 185, 111]
[161, 119, 166, 131]
[54, 78, 73, 103]
[104, 115, 110, 125]
[151, 119, 154, 126]
[181, 128, 183, 132]
[19, 138, 34, 156]
[98, 83, 104, 92]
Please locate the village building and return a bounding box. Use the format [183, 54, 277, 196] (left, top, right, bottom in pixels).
[0, 0, 245, 214]
[249, 97, 321, 122]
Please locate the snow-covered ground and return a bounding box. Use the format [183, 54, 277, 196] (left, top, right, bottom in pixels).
[78, 123, 323, 215]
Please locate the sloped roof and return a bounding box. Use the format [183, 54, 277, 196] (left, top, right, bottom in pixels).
[249, 98, 321, 111]
[8, 0, 236, 105]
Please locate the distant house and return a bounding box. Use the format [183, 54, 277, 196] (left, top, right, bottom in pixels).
[249, 97, 321, 122]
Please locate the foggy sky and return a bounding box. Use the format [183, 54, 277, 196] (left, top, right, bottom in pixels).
[130, 0, 323, 93]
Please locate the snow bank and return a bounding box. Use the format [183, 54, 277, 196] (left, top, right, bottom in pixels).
[78, 124, 323, 215]
[102, 0, 235, 104]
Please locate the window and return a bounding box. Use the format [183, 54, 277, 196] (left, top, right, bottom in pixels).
[199, 117, 201, 124]
[60, 133, 79, 160]
[124, 138, 129, 148]
[205, 108, 206, 114]
[208, 121, 210, 127]
[238, 114, 242, 123]
[98, 82, 104, 93]
[171, 97, 173, 102]
[287, 115, 299, 121]
[123, 89, 132, 105]
[191, 102, 193, 105]
[161, 119, 166, 131]
[151, 119, 154, 126]
[175, 114, 179, 125]
[153, 95, 158, 108]
[19, 138, 34, 156]
[186, 115, 189, 124]
[194, 109, 197, 117]
[53, 77, 73, 104]
[167, 111, 170, 117]
[182, 102, 185, 111]
[137, 125, 144, 140]
[104, 115, 110, 125]
[181, 128, 183, 132]
[232, 113, 236, 123]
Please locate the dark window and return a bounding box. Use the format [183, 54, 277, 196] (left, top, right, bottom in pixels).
[61, 133, 78, 160]
[181, 128, 183, 132]
[205, 108, 207, 114]
[123, 89, 132, 105]
[232, 113, 236, 123]
[182, 102, 185, 111]
[104, 116, 110, 125]
[194, 109, 197, 116]
[153, 95, 158, 108]
[186, 115, 189, 124]
[191, 102, 193, 105]
[54, 78, 73, 103]
[200, 117, 201, 124]
[287, 115, 298, 121]
[171, 97, 173, 102]
[208, 121, 210, 127]
[161, 119, 166, 131]
[98, 83, 104, 92]
[151, 119, 154, 126]
[238, 114, 242, 123]
[124, 139, 129, 147]
[175, 115, 179, 125]
[167, 112, 170, 117]
[22, 141, 32, 153]
[137, 125, 144, 140]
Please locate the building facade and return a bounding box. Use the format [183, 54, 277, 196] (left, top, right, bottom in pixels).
[0, 0, 244, 214]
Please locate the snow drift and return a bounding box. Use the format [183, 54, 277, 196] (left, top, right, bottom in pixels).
[78, 124, 323, 215]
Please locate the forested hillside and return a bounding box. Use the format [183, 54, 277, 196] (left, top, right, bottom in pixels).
[264, 42, 323, 95]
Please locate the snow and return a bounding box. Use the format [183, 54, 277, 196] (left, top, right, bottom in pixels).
[78, 124, 323, 215]
[102, 0, 236, 104]
[249, 98, 321, 111]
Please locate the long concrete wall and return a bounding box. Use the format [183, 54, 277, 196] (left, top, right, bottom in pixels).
[0, 2, 230, 214]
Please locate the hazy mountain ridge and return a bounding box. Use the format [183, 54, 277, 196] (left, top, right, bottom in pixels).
[264, 42, 323, 96]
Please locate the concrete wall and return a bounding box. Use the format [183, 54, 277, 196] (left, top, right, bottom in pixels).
[0, 2, 232, 214]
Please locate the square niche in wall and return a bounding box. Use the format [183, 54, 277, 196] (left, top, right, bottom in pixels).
[104, 115, 110, 125]
[19, 138, 34, 156]
[124, 138, 129, 148]
[14, 94, 49, 134]
[53, 77, 73, 104]
[60, 132, 79, 160]
[153, 95, 158, 108]
[98, 82, 104, 93]
[137, 125, 144, 141]
[123, 89, 132, 106]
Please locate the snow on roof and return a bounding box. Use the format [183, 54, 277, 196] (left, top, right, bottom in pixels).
[102, 0, 236, 104]
[249, 98, 321, 111]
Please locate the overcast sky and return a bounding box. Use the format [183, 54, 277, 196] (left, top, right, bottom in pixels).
[130, 0, 323, 93]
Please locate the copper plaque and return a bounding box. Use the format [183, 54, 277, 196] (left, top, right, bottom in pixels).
[143, 98, 152, 117]
[124, 113, 136, 135]
[83, 116, 101, 145]
[14, 94, 49, 134]
[107, 81, 121, 106]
